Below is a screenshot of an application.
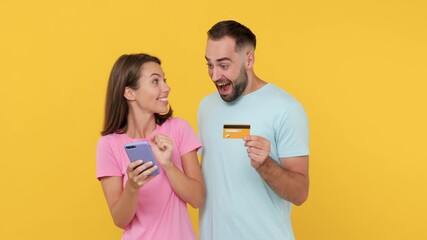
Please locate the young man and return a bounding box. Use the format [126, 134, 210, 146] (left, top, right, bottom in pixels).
[198, 20, 310, 240]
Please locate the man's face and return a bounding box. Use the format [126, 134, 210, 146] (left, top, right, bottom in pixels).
[205, 36, 248, 102]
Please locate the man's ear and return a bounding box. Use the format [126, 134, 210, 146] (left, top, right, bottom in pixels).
[124, 87, 135, 100]
[246, 51, 255, 69]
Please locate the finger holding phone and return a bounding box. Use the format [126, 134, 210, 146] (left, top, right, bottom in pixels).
[124, 141, 161, 189]
[126, 160, 157, 189]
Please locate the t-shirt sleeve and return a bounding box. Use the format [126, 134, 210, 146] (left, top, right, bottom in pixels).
[173, 118, 202, 157]
[96, 137, 123, 180]
[276, 102, 310, 158]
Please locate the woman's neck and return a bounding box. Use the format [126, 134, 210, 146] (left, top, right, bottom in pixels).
[125, 112, 157, 139]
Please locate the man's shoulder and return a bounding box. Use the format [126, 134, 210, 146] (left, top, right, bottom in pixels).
[261, 83, 300, 105]
[199, 91, 220, 107]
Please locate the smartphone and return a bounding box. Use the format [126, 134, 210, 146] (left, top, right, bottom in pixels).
[124, 141, 161, 176]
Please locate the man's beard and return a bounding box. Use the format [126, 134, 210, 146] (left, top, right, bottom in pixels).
[220, 66, 248, 102]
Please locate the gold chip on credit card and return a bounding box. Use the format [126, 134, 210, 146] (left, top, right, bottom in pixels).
[223, 124, 251, 139]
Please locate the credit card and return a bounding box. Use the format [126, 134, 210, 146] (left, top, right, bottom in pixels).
[223, 124, 251, 139]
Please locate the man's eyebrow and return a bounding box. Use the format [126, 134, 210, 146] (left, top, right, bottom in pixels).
[205, 56, 232, 62]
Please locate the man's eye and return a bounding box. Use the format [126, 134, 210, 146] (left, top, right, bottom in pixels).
[207, 63, 213, 69]
[220, 65, 228, 70]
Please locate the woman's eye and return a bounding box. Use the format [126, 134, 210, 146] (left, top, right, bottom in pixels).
[164, 78, 167, 83]
[152, 79, 159, 84]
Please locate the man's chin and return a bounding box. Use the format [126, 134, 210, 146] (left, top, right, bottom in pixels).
[220, 93, 235, 102]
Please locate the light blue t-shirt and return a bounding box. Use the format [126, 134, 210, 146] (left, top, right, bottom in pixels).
[198, 83, 309, 240]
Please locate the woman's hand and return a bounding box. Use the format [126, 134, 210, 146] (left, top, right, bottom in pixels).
[126, 160, 157, 191]
[150, 134, 174, 168]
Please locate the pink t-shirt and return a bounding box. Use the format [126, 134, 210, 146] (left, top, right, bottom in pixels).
[96, 118, 201, 240]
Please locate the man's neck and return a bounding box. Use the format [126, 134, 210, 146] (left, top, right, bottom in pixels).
[244, 74, 267, 96]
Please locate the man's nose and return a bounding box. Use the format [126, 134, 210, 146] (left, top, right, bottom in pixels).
[211, 67, 222, 82]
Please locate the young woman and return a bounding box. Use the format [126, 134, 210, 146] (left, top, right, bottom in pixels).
[96, 53, 205, 240]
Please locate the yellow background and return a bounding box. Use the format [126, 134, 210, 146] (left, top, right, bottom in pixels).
[1, 0, 426, 239]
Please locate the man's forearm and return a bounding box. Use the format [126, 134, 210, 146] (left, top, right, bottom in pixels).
[256, 157, 309, 206]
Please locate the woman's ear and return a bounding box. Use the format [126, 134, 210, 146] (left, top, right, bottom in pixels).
[123, 87, 135, 100]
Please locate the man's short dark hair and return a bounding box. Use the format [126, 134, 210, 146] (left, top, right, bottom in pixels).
[207, 20, 256, 51]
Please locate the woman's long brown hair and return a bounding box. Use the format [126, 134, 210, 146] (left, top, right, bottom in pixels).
[101, 53, 173, 136]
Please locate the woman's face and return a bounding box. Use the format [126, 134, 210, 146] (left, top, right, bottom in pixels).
[129, 61, 170, 114]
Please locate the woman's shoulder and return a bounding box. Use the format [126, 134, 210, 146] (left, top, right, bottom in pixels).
[163, 117, 191, 128]
[97, 133, 125, 147]
[160, 117, 195, 138]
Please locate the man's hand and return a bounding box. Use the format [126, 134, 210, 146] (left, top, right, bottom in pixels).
[243, 135, 271, 169]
